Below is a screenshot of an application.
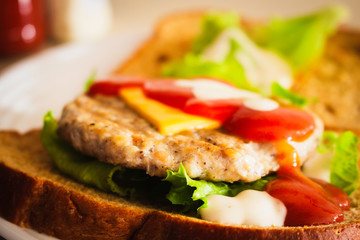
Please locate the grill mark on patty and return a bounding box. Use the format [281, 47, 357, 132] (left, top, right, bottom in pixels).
[58, 94, 323, 182]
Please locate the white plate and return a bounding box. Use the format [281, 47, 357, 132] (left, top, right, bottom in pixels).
[0, 31, 147, 132]
[0, 31, 147, 239]
[0, 217, 58, 240]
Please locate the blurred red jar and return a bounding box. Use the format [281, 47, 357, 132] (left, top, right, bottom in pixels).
[0, 0, 45, 56]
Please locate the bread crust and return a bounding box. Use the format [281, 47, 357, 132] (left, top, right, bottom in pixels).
[1, 130, 360, 240]
[0, 131, 150, 240]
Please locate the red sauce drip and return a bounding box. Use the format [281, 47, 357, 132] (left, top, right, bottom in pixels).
[224, 105, 315, 142]
[265, 141, 350, 226]
[87, 76, 145, 96]
[183, 99, 242, 123]
[143, 80, 195, 109]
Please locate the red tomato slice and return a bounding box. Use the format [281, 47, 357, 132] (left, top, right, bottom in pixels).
[183, 98, 242, 123]
[87, 76, 145, 96]
[224, 106, 315, 142]
[143, 80, 195, 109]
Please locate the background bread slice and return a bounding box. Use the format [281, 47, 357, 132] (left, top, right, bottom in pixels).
[295, 29, 360, 134]
[1, 130, 360, 240]
[115, 11, 360, 134]
[115, 11, 204, 78]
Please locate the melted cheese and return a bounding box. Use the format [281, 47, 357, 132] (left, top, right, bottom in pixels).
[199, 190, 286, 227]
[119, 88, 221, 135]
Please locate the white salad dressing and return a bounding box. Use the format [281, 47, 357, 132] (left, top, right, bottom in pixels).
[175, 79, 260, 100]
[199, 190, 287, 227]
[201, 27, 293, 94]
[302, 151, 332, 182]
[175, 79, 280, 111]
[243, 98, 279, 111]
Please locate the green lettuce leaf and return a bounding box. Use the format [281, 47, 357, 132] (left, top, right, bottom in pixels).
[317, 131, 339, 154]
[41, 111, 169, 198]
[164, 164, 276, 211]
[164, 164, 230, 210]
[271, 82, 310, 107]
[329, 131, 360, 195]
[163, 12, 293, 94]
[41, 111, 114, 193]
[162, 13, 253, 90]
[162, 49, 254, 91]
[84, 70, 97, 92]
[256, 5, 348, 70]
[192, 12, 239, 54]
[316, 131, 360, 195]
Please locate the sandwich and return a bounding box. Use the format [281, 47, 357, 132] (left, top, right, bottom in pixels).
[1, 5, 360, 240]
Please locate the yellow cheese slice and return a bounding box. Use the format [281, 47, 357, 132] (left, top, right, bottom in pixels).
[119, 88, 221, 135]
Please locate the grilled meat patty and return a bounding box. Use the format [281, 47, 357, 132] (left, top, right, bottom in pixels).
[58, 94, 323, 182]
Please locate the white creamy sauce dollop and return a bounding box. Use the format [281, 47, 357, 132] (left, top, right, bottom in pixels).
[199, 190, 287, 227]
[302, 151, 332, 182]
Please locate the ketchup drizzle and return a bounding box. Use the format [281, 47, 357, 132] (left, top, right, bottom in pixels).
[265, 141, 350, 226]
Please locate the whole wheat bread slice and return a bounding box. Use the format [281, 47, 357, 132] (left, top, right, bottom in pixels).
[1, 130, 360, 240]
[115, 11, 360, 134]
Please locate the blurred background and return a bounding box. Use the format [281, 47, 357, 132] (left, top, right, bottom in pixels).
[0, 0, 359, 63]
[112, 0, 360, 32]
[0, 0, 359, 134]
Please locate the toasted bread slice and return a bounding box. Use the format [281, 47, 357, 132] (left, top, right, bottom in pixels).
[295, 29, 360, 133]
[1, 130, 360, 240]
[115, 12, 360, 134]
[114, 11, 204, 78]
